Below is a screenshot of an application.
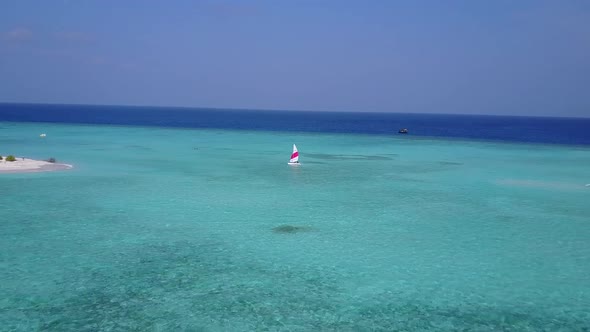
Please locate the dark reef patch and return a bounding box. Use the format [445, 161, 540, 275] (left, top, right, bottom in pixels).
[305, 153, 392, 161]
[124, 144, 153, 151]
[439, 161, 463, 166]
[272, 225, 313, 234]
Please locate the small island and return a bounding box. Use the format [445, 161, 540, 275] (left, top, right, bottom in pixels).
[0, 155, 73, 174]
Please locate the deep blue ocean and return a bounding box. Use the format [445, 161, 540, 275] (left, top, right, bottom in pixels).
[1, 103, 589, 145]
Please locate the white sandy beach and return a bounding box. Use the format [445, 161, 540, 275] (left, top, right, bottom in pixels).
[0, 157, 72, 174]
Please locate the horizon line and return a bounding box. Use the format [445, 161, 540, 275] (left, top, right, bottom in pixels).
[0, 101, 588, 120]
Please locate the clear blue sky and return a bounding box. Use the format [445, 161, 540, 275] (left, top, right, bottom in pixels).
[1, 0, 589, 117]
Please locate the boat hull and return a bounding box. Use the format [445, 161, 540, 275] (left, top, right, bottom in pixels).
[288, 162, 300, 165]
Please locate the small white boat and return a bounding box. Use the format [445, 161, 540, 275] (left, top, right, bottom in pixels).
[288, 144, 300, 165]
[40, 133, 46, 137]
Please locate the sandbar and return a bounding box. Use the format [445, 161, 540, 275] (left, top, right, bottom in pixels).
[0, 157, 73, 174]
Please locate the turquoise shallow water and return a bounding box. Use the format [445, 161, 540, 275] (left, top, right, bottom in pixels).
[1, 122, 589, 331]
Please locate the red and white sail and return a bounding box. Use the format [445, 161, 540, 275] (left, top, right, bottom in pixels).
[289, 144, 299, 163]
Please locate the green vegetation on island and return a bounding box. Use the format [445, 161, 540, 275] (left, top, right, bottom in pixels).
[5, 155, 16, 162]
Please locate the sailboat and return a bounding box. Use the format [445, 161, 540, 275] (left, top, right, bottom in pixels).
[288, 144, 300, 165]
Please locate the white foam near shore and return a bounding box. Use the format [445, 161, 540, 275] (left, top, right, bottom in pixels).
[0, 157, 72, 174]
